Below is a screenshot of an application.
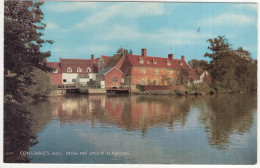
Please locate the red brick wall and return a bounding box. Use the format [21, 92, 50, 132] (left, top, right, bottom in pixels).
[130, 67, 180, 85]
[104, 68, 123, 88]
[49, 73, 62, 85]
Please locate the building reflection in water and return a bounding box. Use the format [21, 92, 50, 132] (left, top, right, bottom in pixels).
[30, 93, 256, 149]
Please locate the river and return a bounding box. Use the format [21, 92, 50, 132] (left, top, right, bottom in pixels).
[28, 93, 257, 164]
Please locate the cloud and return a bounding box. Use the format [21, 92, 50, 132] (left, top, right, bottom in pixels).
[99, 24, 213, 46]
[74, 3, 165, 28]
[47, 2, 98, 12]
[198, 13, 256, 26]
[47, 22, 59, 29]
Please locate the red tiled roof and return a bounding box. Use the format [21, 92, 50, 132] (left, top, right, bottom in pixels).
[125, 54, 191, 70]
[60, 58, 98, 73]
[100, 55, 111, 66]
[47, 62, 61, 74]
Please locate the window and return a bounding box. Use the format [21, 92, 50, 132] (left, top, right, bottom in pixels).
[113, 77, 117, 82]
[169, 69, 172, 74]
[167, 61, 171, 66]
[155, 79, 158, 85]
[63, 79, 67, 82]
[53, 68, 58, 73]
[155, 69, 159, 74]
[72, 79, 76, 82]
[180, 62, 183, 66]
[86, 67, 91, 72]
[168, 78, 173, 85]
[147, 61, 150, 64]
[141, 79, 145, 85]
[67, 67, 72, 72]
[141, 69, 145, 74]
[77, 67, 82, 72]
[139, 58, 144, 64]
[152, 58, 157, 64]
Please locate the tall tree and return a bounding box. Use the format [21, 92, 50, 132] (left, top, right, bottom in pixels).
[4, 1, 52, 162]
[204, 36, 257, 92]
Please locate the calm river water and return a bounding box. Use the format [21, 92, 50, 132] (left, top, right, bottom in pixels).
[29, 93, 257, 164]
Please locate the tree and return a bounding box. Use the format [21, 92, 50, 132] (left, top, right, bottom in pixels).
[188, 59, 209, 70]
[113, 47, 132, 56]
[26, 69, 55, 99]
[204, 36, 257, 92]
[4, 1, 52, 162]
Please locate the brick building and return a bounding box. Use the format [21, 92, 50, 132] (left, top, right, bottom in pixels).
[118, 49, 191, 89]
[96, 67, 124, 88]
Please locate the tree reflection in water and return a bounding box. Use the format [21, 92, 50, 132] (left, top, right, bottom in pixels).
[197, 93, 257, 149]
[30, 93, 257, 152]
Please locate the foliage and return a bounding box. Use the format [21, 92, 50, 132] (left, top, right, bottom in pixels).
[188, 59, 209, 70]
[136, 84, 146, 92]
[4, 1, 52, 162]
[204, 36, 257, 92]
[27, 69, 56, 99]
[113, 47, 132, 56]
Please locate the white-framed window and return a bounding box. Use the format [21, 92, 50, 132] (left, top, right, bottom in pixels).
[86, 67, 91, 73]
[152, 58, 157, 64]
[169, 69, 172, 74]
[147, 61, 150, 64]
[141, 69, 145, 74]
[180, 62, 183, 66]
[155, 79, 158, 85]
[167, 61, 171, 66]
[77, 67, 82, 72]
[113, 77, 117, 82]
[155, 69, 159, 75]
[53, 68, 58, 73]
[67, 67, 72, 72]
[139, 58, 144, 64]
[141, 79, 145, 85]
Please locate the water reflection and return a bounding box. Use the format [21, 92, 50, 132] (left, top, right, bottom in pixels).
[197, 93, 257, 149]
[30, 93, 257, 164]
[31, 93, 256, 147]
[32, 95, 193, 134]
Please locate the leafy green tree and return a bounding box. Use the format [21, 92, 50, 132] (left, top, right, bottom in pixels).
[27, 69, 55, 99]
[4, 1, 52, 162]
[188, 59, 209, 70]
[113, 47, 132, 56]
[204, 36, 257, 92]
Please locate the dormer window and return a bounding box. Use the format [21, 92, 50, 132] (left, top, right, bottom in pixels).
[53, 68, 58, 73]
[152, 58, 157, 64]
[167, 60, 171, 66]
[180, 62, 183, 66]
[139, 57, 144, 64]
[147, 61, 150, 64]
[86, 67, 91, 73]
[77, 67, 82, 72]
[67, 67, 72, 72]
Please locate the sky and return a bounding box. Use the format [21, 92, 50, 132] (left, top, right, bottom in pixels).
[41, 2, 258, 62]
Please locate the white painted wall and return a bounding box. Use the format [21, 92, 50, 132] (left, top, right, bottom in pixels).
[62, 73, 98, 85]
[89, 73, 96, 81]
[62, 73, 78, 84]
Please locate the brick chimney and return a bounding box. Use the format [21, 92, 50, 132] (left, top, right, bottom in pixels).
[141, 48, 147, 56]
[168, 54, 173, 60]
[91, 54, 94, 59]
[181, 55, 185, 61]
